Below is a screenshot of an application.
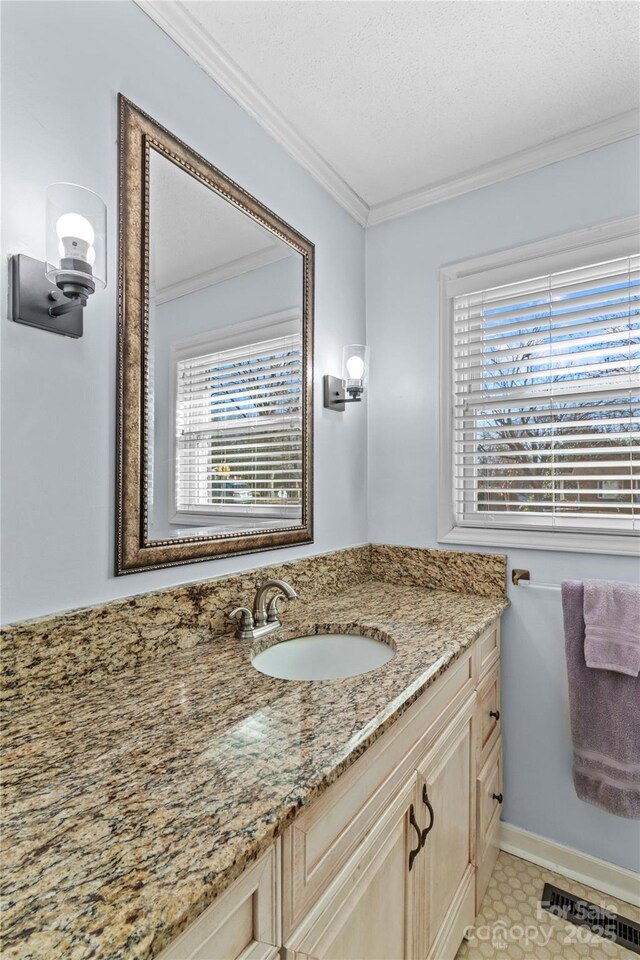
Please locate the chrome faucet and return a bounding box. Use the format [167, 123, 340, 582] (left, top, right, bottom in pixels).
[227, 579, 298, 641]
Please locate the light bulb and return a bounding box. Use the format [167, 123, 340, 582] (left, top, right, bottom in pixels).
[56, 213, 94, 244]
[346, 354, 365, 380]
[56, 212, 95, 264]
[58, 241, 96, 265]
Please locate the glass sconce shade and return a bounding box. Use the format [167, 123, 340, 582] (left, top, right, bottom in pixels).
[342, 344, 369, 398]
[45, 183, 107, 290]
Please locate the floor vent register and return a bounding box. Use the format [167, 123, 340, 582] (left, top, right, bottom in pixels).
[540, 882, 640, 956]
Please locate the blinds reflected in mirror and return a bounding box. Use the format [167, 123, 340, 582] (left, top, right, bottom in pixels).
[452, 254, 639, 534]
[175, 332, 303, 519]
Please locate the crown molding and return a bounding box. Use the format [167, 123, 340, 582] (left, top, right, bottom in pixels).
[367, 109, 640, 226]
[134, 0, 369, 226]
[135, 1, 638, 230]
[156, 245, 291, 304]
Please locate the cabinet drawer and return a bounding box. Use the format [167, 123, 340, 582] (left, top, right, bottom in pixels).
[476, 622, 500, 681]
[281, 648, 475, 937]
[477, 662, 501, 770]
[476, 737, 503, 911]
[158, 844, 281, 960]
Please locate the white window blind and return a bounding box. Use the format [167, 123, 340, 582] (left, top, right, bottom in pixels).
[452, 254, 639, 536]
[175, 332, 302, 518]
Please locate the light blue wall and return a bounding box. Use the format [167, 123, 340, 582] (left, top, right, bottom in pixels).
[0, 0, 367, 623]
[366, 136, 640, 872]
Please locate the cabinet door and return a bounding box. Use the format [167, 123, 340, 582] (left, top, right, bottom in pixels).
[416, 699, 476, 960]
[158, 844, 280, 960]
[284, 774, 420, 960]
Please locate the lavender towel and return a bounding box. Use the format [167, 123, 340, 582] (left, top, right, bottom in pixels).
[562, 581, 640, 819]
[584, 579, 640, 676]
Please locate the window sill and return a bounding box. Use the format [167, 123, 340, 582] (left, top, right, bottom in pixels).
[438, 525, 640, 557]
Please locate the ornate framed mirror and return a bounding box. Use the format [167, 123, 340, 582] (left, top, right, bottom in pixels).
[116, 97, 314, 574]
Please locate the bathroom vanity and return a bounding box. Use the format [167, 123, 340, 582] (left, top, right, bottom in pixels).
[0, 546, 507, 960]
[158, 620, 502, 960]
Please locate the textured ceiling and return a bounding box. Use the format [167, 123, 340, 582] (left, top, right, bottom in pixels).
[181, 0, 640, 209]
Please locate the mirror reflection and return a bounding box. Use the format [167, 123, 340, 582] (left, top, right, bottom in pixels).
[147, 148, 304, 541]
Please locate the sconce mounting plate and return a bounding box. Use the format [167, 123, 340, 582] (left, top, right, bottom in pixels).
[323, 374, 346, 411]
[10, 254, 83, 338]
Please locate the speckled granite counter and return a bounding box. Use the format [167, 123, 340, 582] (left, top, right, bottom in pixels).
[1, 553, 508, 960]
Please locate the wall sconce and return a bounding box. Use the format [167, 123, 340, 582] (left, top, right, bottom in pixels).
[324, 344, 369, 411]
[10, 183, 107, 338]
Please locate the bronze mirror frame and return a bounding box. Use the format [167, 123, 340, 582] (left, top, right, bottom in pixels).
[115, 96, 314, 574]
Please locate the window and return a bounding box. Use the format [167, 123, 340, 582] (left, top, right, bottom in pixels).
[439, 219, 639, 555]
[172, 318, 302, 524]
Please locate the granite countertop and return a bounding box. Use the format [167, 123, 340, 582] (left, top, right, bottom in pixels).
[1, 579, 508, 960]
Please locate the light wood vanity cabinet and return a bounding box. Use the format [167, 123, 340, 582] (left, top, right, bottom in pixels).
[159, 621, 502, 960]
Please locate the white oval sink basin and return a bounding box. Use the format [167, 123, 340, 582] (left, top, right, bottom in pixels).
[252, 633, 395, 681]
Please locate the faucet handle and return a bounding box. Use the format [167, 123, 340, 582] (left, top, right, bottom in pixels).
[228, 606, 254, 626]
[266, 595, 283, 623]
[227, 606, 256, 641]
[266, 589, 298, 623]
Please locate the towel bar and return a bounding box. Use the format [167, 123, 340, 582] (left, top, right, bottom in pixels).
[511, 568, 561, 590]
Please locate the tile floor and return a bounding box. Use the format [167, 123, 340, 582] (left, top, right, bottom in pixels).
[457, 852, 640, 959]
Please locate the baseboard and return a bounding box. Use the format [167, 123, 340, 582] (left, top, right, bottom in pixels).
[500, 823, 640, 908]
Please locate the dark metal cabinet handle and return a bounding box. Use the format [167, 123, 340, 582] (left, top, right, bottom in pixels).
[421, 784, 435, 845]
[492, 792, 503, 804]
[489, 709, 500, 721]
[408, 804, 422, 871]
